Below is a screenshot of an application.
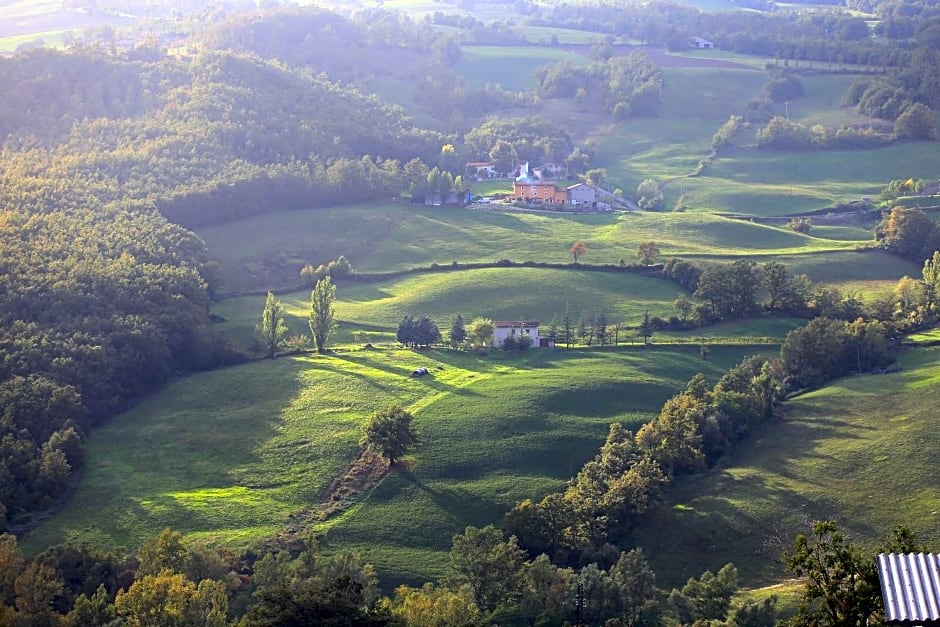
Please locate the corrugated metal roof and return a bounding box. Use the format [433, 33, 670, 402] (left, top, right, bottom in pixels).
[878, 553, 940, 624]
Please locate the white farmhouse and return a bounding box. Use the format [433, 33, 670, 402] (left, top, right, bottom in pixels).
[492, 320, 552, 348]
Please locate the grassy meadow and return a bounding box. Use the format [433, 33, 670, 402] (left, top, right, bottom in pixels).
[214, 266, 694, 351]
[590, 62, 940, 215]
[196, 204, 878, 294]
[630, 345, 940, 587]
[684, 143, 940, 216]
[209, 250, 912, 355]
[24, 344, 768, 586]
[456, 45, 589, 90]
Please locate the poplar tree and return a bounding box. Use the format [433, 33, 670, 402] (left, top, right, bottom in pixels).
[259, 291, 288, 359]
[309, 277, 337, 354]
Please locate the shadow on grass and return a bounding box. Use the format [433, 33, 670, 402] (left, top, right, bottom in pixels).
[325, 353, 483, 399]
[394, 467, 497, 529]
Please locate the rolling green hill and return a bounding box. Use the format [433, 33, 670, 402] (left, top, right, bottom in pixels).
[30, 333, 940, 591]
[23, 344, 769, 588]
[212, 267, 690, 350]
[196, 204, 877, 295]
[630, 345, 940, 587]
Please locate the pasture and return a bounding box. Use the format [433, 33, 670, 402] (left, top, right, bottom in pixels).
[195, 204, 874, 295]
[23, 344, 769, 588]
[663, 142, 940, 217]
[456, 45, 590, 90]
[586, 60, 940, 216]
[213, 267, 692, 351]
[630, 345, 940, 587]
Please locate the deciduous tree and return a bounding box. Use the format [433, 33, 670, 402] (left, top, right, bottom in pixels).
[448, 525, 526, 612]
[922, 250, 940, 313]
[783, 520, 884, 627]
[570, 240, 587, 263]
[609, 549, 658, 627]
[360, 405, 419, 464]
[258, 291, 288, 359]
[466, 317, 495, 348]
[894, 102, 936, 139]
[309, 276, 337, 354]
[637, 241, 660, 266]
[389, 583, 483, 627]
[138, 529, 187, 578]
[763, 262, 790, 311]
[636, 178, 663, 210]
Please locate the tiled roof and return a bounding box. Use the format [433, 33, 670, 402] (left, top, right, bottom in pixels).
[878, 553, 940, 625]
[493, 320, 540, 327]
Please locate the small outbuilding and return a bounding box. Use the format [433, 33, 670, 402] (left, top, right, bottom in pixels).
[690, 36, 714, 49]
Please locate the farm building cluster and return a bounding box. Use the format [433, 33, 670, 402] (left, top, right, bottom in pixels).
[466, 161, 612, 211]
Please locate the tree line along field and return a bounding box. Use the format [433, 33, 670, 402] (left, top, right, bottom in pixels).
[210, 262, 892, 353]
[629, 345, 940, 587]
[22, 343, 774, 588]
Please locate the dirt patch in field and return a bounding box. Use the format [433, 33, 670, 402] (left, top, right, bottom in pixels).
[272, 448, 390, 552]
[638, 46, 760, 70]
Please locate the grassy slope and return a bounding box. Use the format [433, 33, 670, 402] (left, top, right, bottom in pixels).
[595, 67, 767, 197]
[214, 267, 694, 350]
[690, 143, 940, 217]
[457, 45, 589, 90]
[23, 349, 491, 552]
[196, 205, 874, 294]
[630, 346, 940, 588]
[593, 65, 940, 217]
[210, 252, 907, 353]
[24, 344, 769, 586]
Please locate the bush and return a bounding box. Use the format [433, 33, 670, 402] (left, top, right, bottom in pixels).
[787, 217, 812, 234]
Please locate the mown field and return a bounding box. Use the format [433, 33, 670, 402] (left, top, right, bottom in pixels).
[23, 344, 769, 587]
[630, 345, 940, 587]
[457, 45, 590, 91]
[0, 0, 132, 52]
[196, 204, 881, 295]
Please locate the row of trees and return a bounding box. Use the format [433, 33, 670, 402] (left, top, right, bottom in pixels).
[0, 521, 753, 626]
[258, 277, 336, 357]
[0, 508, 918, 625]
[396, 316, 442, 348]
[755, 116, 897, 149]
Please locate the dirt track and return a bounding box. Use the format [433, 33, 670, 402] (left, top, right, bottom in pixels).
[638, 45, 759, 69]
[557, 43, 759, 70]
